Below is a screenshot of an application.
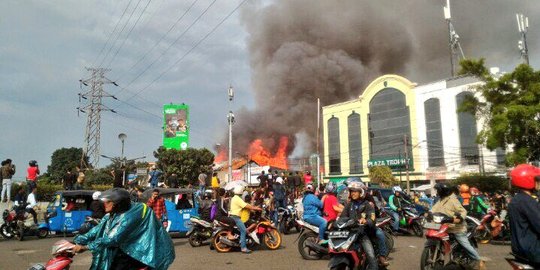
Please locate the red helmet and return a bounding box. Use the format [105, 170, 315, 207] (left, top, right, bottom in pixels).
[470, 187, 480, 195]
[510, 164, 540, 190]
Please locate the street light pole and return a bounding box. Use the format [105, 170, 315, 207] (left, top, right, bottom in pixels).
[228, 86, 234, 182]
[118, 133, 127, 186]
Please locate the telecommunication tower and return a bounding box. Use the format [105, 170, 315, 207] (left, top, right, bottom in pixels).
[516, 13, 530, 65]
[78, 68, 118, 168]
[444, 0, 466, 77]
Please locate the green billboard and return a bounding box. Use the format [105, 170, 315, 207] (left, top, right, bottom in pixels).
[367, 157, 413, 171]
[163, 104, 189, 150]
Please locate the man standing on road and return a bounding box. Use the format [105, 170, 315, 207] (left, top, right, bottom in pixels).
[1, 159, 15, 203]
[111, 165, 125, 188]
[147, 189, 167, 222]
[167, 173, 179, 188]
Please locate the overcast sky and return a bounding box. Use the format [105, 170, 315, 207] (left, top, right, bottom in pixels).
[1, 0, 539, 180]
[1, 0, 257, 179]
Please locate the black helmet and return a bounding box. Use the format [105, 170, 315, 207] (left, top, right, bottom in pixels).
[29, 160, 38, 166]
[434, 183, 452, 198]
[100, 188, 131, 213]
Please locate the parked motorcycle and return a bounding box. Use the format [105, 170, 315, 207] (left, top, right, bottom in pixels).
[277, 205, 300, 234]
[297, 216, 394, 261]
[211, 211, 281, 252]
[187, 216, 214, 247]
[29, 240, 75, 270]
[1, 206, 20, 239]
[327, 218, 386, 270]
[420, 212, 479, 270]
[475, 209, 510, 244]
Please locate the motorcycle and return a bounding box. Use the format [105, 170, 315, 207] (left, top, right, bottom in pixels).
[29, 240, 75, 270]
[211, 211, 282, 252]
[327, 218, 385, 270]
[187, 216, 214, 247]
[506, 254, 536, 270]
[12, 205, 49, 241]
[277, 205, 300, 234]
[475, 209, 510, 244]
[297, 216, 394, 261]
[78, 216, 101, 235]
[1, 206, 21, 239]
[385, 206, 424, 237]
[420, 212, 479, 270]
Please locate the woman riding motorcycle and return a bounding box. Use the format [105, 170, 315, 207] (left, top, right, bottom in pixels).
[431, 183, 485, 270]
[73, 188, 175, 270]
[339, 181, 379, 270]
[302, 184, 327, 244]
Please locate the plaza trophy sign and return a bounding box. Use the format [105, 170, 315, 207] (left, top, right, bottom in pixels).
[163, 104, 190, 150]
[367, 157, 413, 171]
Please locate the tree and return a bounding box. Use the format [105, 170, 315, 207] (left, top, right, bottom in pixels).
[458, 59, 540, 164]
[368, 166, 396, 187]
[47, 147, 89, 182]
[451, 173, 509, 193]
[153, 147, 214, 186]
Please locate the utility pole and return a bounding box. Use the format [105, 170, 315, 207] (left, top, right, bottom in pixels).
[516, 13, 530, 65]
[404, 134, 410, 194]
[444, 0, 466, 77]
[316, 98, 321, 190]
[227, 86, 234, 182]
[78, 67, 118, 168]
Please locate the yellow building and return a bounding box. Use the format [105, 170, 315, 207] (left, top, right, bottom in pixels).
[322, 74, 423, 183]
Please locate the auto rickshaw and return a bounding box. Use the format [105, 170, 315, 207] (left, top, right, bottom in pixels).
[141, 188, 199, 233]
[43, 190, 96, 234]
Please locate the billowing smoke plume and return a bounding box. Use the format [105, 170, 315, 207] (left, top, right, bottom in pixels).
[227, 0, 539, 157]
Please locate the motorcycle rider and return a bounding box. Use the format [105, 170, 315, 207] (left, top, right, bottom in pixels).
[302, 183, 327, 245]
[73, 188, 175, 269]
[469, 187, 489, 219]
[26, 187, 38, 225]
[229, 185, 262, 253]
[321, 182, 343, 224]
[198, 190, 214, 222]
[508, 164, 540, 267]
[339, 181, 379, 270]
[432, 183, 485, 270]
[388, 186, 411, 232]
[90, 191, 105, 219]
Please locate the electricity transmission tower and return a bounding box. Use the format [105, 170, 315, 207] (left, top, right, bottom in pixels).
[78, 68, 118, 168]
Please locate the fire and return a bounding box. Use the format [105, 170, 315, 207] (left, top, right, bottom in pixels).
[214, 149, 227, 163]
[248, 136, 289, 169]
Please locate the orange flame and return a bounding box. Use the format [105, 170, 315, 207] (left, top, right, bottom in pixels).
[214, 149, 227, 163]
[248, 136, 289, 169]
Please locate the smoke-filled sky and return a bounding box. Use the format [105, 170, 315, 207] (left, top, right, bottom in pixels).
[1, 0, 539, 178]
[230, 0, 540, 157]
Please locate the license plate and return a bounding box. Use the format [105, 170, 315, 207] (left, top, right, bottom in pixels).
[328, 231, 349, 238]
[423, 222, 441, 230]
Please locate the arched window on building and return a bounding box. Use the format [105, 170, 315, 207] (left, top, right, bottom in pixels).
[328, 116, 341, 174]
[456, 92, 479, 165]
[348, 112, 362, 174]
[368, 88, 412, 164]
[424, 98, 445, 167]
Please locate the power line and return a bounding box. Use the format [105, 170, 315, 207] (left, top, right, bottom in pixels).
[113, 0, 218, 98]
[104, 0, 154, 69]
[92, 0, 134, 67]
[98, 0, 144, 68]
[117, 0, 249, 106]
[114, 0, 200, 82]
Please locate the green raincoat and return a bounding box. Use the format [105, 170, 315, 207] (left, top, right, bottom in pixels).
[74, 203, 175, 269]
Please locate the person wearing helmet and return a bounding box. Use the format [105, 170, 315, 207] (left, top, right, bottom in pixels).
[388, 186, 411, 232]
[229, 185, 262, 253]
[272, 177, 287, 227]
[302, 183, 327, 244]
[469, 187, 489, 218]
[90, 191, 105, 219]
[432, 183, 484, 270]
[26, 160, 40, 194]
[339, 181, 380, 270]
[459, 184, 471, 211]
[198, 190, 215, 222]
[321, 182, 343, 224]
[73, 188, 175, 269]
[508, 164, 540, 267]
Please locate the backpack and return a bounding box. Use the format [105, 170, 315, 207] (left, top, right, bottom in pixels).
[210, 203, 217, 221]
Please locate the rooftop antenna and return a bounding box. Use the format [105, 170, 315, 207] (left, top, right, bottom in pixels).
[444, 0, 466, 77]
[516, 13, 530, 65]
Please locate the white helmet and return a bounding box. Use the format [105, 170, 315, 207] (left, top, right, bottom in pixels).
[276, 177, 283, 185]
[233, 185, 244, 195]
[92, 191, 102, 200]
[392, 186, 403, 194]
